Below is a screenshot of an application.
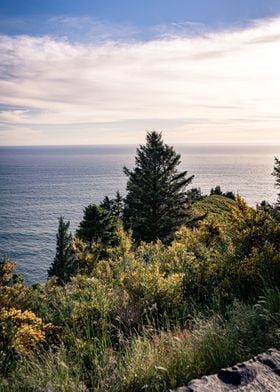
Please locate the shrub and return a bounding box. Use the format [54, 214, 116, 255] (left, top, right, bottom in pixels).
[0, 307, 51, 374]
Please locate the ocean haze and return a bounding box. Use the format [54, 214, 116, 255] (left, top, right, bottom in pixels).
[0, 143, 279, 284]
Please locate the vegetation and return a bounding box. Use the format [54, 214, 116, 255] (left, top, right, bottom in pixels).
[259, 157, 280, 222]
[123, 131, 194, 243]
[48, 217, 75, 284]
[272, 157, 280, 208]
[100, 191, 124, 219]
[210, 185, 235, 200]
[77, 204, 119, 248]
[0, 134, 279, 391]
[1, 193, 279, 391]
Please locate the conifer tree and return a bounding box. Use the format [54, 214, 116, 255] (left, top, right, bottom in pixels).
[48, 217, 74, 284]
[210, 185, 223, 196]
[100, 191, 124, 219]
[100, 196, 113, 213]
[260, 157, 280, 221]
[112, 191, 124, 219]
[210, 185, 235, 200]
[77, 204, 119, 247]
[123, 131, 194, 243]
[272, 157, 280, 207]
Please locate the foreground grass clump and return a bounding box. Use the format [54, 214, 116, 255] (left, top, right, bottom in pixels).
[0, 196, 279, 390]
[2, 289, 279, 391]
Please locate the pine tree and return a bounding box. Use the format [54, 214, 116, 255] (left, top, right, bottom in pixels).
[77, 204, 119, 247]
[123, 131, 194, 243]
[112, 191, 124, 219]
[210, 185, 235, 200]
[100, 191, 124, 219]
[272, 157, 280, 207]
[48, 217, 74, 284]
[210, 185, 223, 196]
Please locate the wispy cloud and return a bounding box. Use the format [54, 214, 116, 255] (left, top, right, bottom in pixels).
[0, 17, 280, 145]
[0, 16, 142, 43]
[48, 16, 141, 42]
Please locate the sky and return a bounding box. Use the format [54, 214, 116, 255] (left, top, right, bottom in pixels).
[1, 1, 280, 145]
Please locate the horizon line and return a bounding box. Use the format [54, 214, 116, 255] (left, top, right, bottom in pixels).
[1, 141, 280, 148]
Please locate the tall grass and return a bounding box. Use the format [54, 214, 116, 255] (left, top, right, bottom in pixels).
[2, 287, 279, 392]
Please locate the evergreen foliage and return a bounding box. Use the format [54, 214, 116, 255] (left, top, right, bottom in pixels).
[1, 195, 280, 390]
[210, 185, 235, 200]
[77, 204, 119, 247]
[272, 157, 280, 206]
[100, 191, 124, 219]
[99, 195, 112, 213]
[2, 136, 280, 390]
[210, 185, 223, 196]
[186, 187, 204, 203]
[123, 131, 194, 243]
[48, 217, 74, 284]
[260, 157, 280, 221]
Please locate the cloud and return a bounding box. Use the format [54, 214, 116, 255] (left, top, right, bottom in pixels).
[0, 17, 280, 144]
[50, 16, 140, 42]
[0, 125, 46, 145]
[151, 21, 208, 40]
[0, 16, 143, 43]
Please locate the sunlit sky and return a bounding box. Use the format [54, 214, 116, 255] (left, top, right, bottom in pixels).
[1, 0, 280, 145]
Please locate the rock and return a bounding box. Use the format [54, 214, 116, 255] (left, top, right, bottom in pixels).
[174, 349, 280, 391]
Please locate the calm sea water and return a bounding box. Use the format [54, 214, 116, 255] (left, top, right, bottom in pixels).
[0, 144, 279, 284]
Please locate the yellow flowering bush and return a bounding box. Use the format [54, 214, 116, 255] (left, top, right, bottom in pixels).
[0, 307, 49, 356]
[0, 284, 29, 310]
[69, 277, 114, 338]
[179, 196, 280, 303]
[120, 258, 184, 321]
[0, 259, 16, 286]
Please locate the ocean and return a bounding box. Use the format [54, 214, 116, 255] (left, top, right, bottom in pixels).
[0, 144, 279, 285]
